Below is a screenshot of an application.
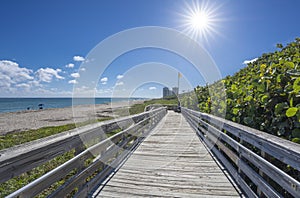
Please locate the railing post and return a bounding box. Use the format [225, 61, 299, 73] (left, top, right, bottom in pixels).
[257, 150, 269, 197]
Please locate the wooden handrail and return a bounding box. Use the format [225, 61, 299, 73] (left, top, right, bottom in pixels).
[3, 106, 299, 197]
[1, 107, 167, 197]
[182, 107, 300, 198]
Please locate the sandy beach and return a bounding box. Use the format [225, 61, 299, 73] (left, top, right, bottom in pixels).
[0, 100, 144, 135]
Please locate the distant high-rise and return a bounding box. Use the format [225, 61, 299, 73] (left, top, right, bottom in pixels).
[163, 87, 178, 98]
[163, 87, 170, 98]
[172, 87, 179, 96]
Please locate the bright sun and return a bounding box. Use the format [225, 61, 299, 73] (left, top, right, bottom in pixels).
[180, 1, 220, 41]
[190, 12, 209, 30]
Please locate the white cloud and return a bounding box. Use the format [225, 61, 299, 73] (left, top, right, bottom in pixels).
[28, 80, 41, 87]
[116, 74, 123, 79]
[68, 79, 78, 84]
[36, 67, 64, 83]
[80, 67, 86, 71]
[100, 77, 108, 82]
[65, 63, 74, 68]
[149, 86, 157, 90]
[0, 75, 13, 88]
[16, 83, 30, 89]
[0, 60, 33, 81]
[243, 58, 258, 65]
[115, 81, 124, 86]
[0, 60, 82, 97]
[73, 55, 85, 62]
[0, 60, 34, 89]
[71, 72, 80, 78]
[100, 77, 108, 85]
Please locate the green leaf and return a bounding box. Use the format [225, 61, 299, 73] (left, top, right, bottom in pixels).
[232, 108, 239, 115]
[285, 61, 295, 69]
[286, 107, 298, 117]
[247, 85, 254, 90]
[276, 74, 283, 83]
[293, 77, 300, 93]
[284, 84, 293, 92]
[261, 95, 268, 103]
[290, 97, 294, 107]
[244, 95, 253, 102]
[275, 103, 288, 116]
[260, 64, 267, 72]
[257, 83, 265, 92]
[231, 84, 238, 92]
[292, 138, 300, 144]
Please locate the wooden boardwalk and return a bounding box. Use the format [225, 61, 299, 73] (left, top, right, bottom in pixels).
[95, 111, 242, 197]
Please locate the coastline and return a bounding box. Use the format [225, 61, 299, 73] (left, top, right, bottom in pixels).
[0, 97, 145, 113]
[0, 100, 144, 135]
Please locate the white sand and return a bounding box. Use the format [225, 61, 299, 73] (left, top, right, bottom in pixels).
[0, 100, 144, 135]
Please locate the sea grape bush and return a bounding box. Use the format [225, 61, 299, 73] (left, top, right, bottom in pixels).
[190, 38, 300, 143]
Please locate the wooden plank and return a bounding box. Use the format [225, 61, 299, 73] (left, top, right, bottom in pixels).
[97, 111, 241, 197]
[0, 108, 165, 183]
[99, 186, 240, 198]
[239, 160, 281, 198]
[5, 108, 166, 197]
[183, 108, 300, 197]
[190, 109, 300, 171]
[104, 181, 240, 195]
[183, 110, 255, 197]
[52, 120, 153, 197]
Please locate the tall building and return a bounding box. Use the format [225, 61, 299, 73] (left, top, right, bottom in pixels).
[172, 87, 179, 96]
[163, 87, 179, 98]
[163, 87, 170, 98]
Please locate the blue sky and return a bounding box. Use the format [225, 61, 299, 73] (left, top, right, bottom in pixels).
[0, 0, 300, 98]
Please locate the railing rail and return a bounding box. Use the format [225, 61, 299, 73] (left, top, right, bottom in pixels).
[1, 107, 167, 198]
[2, 106, 300, 197]
[182, 107, 300, 198]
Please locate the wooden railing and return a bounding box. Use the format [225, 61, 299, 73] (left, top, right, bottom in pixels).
[0, 107, 167, 198]
[182, 107, 300, 198]
[144, 104, 178, 112]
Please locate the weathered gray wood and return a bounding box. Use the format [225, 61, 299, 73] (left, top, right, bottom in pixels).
[185, 114, 255, 198]
[51, 121, 152, 197]
[97, 111, 241, 197]
[239, 145, 300, 197]
[182, 108, 300, 198]
[239, 160, 281, 198]
[190, 109, 300, 171]
[183, 110, 252, 198]
[5, 108, 166, 198]
[0, 108, 164, 184]
[188, 110, 300, 197]
[4, 106, 299, 197]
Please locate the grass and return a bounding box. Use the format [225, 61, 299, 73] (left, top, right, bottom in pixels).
[0, 116, 120, 197]
[0, 149, 76, 198]
[0, 117, 112, 151]
[0, 99, 172, 197]
[129, 97, 178, 115]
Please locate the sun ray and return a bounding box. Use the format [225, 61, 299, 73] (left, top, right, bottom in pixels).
[178, 1, 224, 43]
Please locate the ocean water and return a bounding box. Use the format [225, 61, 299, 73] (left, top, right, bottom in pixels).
[0, 98, 143, 113]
